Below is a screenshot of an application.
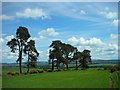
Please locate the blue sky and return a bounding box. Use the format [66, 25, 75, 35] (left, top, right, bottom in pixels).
[0, 2, 119, 63]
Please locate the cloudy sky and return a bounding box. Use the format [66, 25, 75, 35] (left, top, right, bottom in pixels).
[0, 2, 119, 63]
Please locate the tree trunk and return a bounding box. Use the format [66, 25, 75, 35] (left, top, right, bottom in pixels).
[52, 59, 54, 70]
[57, 60, 60, 69]
[19, 50, 22, 73]
[27, 52, 30, 73]
[66, 64, 69, 69]
[27, 65, 30, 73]
[76, 60, 78, 69]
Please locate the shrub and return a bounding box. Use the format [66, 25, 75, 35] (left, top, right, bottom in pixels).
[97, 69, 102, 70]
[110, 65, 120, 73]
[74, 68, 79, 70]
[23, 72, 28, 75]
[104, 65, 120, 73]
[37, 70, 44, 73]
[57, 69, 61, 71]
[64, 69, 70, 71]
[104, 66, 113, 70]
[81, 68, 86, 70]
[43, 69, 47, 71]
[55, 69, 61, 72]
[47, 69, 53, 72]
[113, 65, 120, 71]
[7, 72, 19, 76]
[29, 70, 38, 74]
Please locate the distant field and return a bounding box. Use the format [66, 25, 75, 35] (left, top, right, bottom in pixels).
[2, 70, 109, 88]
[2, 60, 119, 74]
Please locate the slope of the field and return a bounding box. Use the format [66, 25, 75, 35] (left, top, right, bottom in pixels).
[2, 70, 109, 88]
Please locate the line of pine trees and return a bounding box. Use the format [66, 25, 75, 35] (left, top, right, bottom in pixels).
[49, 40, 92, 70]
[6, 26, 92, 73]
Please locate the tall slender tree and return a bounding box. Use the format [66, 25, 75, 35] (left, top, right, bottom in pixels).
[7, 26, 31, 73]
[49, 40, 63, 70]
[24, 40, 39, 73]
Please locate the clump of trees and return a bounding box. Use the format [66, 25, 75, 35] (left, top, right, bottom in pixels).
[49, 40, 91, 70]
[7, 26, 39, 73]
[6, 26, 92, 74]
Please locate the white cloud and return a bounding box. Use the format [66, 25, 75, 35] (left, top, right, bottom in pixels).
[80, 10, 86, 15]
[99, 7, 117, 19]
[0, 33, 6, 37]
[67, 36, 118, 60]
[1, 48, 18, 63]
[106, 12, 117, 19]
[0, 14, 14, 20]
[38, 28, 59, 37]
[67, 37, 104, 46]
[32, 36, 46, 41]
[16, 8, 49, 19]
[67, 36, 78, 45]
[108, 43, 118, 50]
[112, 19, 120, 26]
[110, 34, 120, 39]
[39, 36, 46, 40]
[4, 35, 14, 41]
[100, 11, 117, 19]
[37, 50, 49, 61]
[105, 7, 109, 11]
[0, 38, 4, 43]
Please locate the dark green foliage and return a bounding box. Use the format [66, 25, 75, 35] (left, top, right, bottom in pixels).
[49, 40, 92, 70]
[49, 40, 78, 70]
[24, 40, 39, 73]
[6, 39, 18, 53]
[16, 26, 30, 41]
[74, 50, 91, 69]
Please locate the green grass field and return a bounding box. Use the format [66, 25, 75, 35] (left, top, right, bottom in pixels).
[2, 70, 109, 88]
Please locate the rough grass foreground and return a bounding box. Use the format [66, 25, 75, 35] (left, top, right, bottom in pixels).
[2, 70, 109, 88]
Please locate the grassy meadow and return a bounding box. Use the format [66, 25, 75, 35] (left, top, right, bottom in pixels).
[3, 70, 109, 88]
[2, 60, 120, 88]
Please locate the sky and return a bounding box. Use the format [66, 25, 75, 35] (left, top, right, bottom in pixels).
[0, 2, 119, 63]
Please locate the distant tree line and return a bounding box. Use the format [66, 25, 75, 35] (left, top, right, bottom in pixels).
[6, 26, 92, 73]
